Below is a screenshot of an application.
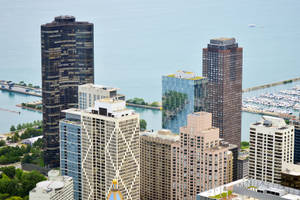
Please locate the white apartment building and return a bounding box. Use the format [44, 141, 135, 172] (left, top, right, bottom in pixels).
[249, 116, 294, 184]
[78, 83, 124, 109]
[81, 99, 140, 200]
[29, 170, 74, 200]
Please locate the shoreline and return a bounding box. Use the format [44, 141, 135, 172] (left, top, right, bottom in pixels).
[126, 103, 162, 110]
[16, 104, 42, 113]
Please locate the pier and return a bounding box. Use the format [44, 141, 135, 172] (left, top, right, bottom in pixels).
[242, 77, 300, 93]
[0, 107, 20, 114]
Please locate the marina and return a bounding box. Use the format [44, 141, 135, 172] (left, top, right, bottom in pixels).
[243, 85, 300, 118]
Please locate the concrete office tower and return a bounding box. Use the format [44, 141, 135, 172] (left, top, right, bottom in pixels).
[140, 129, 180, 200]
[179, 112, 233, 199]
[281, 163, 300, 190]
[162, 70, 207, 133]
[290, 119, 300, 164]
[202, 38, 242, 147]
[60, 108, 82, 200]
[41, 16, 94, 168]
[78, 84, 125, 110]
[81, 99, 140, 200]
[29, 170, 74, 200]
[249, 116, 294, 184]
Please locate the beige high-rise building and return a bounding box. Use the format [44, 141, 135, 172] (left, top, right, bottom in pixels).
[81, 99, 140, 200]
[179, 112, 233, 200]
[78, 83, 125, 109]
[140, 129, 180, 200]
[249, 116, 294, 184]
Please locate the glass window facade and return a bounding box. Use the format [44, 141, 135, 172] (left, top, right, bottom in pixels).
[162, 75, 207, 133]
[60, 111, 82, 200]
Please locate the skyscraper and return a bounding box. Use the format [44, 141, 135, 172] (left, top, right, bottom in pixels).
[60, 108, 82, 200]
[41, 16, 94, 167]
[78, 84, 125, 110]
[202, 38, 242, 147]
[81, 99, 140, 200]
[290, 119, 300, 164]
[140, 129, 180, 200]
[162, 70, 207, 133]
[249, 116, 294, 184]
[178, 112, 233, 199]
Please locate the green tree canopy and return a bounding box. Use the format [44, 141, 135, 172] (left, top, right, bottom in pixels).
[140, 119, 147, 131]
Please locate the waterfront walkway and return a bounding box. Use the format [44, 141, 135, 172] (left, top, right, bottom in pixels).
[242, 77, 300, 93]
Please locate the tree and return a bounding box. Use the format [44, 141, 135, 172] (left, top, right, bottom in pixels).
[5, 197, 23, 200]
[0, 140, 5, 147]
[17, 124, 22, 130]
[140, 119, 147, 131]
[0, 167, 16, 179]
[19, 171, 46, 197]
[150, 101, 160, 107]
[0, 193, 9, 200]
[10, 126, 16, 132]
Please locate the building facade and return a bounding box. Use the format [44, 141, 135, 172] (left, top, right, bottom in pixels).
[281, 163, 300, 190]
[249, 116, 294, 184]
[237, 153, 249, 180]
[30, 170, 74, 200]
[162, 70, 207, 133]
[290, 119, 300, 164]
[60, 109, 82, 200]
[202, 38, 242, 147]
[140, 129, 180, 200]
[41, 16, 94, 167]
[178, 112, 233, 200]
[78, 84, 125, 110]
[81, 99, 140, 200]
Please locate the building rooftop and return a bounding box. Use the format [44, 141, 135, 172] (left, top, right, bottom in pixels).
[79, 83, 119, 92]
[282, 163, 300, 176]
[140, 129, 180, 142]
[87, 99, 136, 118]
[210, 37, 236, 46]
[198, 179, 300, 200]
[30, 170, 73, 195]
[165, 70, 204, 80]
[251, 116, 290, 129]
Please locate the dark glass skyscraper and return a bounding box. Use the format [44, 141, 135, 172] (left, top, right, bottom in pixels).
[291, 119, 300, 164]
[203, 38, 242, 147]
[41, 16, 94, 168]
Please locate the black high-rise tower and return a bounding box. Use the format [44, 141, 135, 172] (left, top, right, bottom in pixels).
[41, 16, 94, 168]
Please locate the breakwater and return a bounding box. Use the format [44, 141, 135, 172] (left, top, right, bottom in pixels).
[0, 107, 20, 114]
[126, 103, 162, 110]
[242, 107, 296, 119]
[242, 77, 300, 93]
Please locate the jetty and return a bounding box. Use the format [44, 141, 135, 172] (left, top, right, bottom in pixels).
[0, 80, 42, 97]
[243, 77, 300, 93]
[0, 107, 20, 114]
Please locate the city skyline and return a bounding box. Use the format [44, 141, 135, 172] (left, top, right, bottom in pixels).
[0, 1, 300, 199]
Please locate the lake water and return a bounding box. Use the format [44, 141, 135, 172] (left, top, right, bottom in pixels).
[1, 0, 300, 141]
